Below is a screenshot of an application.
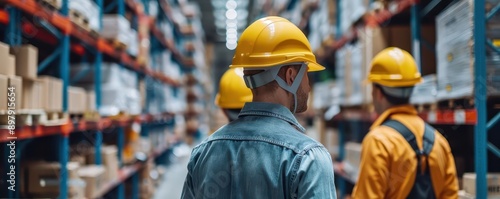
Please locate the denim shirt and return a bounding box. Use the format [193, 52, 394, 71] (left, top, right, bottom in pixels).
[181, 102, 337, 199]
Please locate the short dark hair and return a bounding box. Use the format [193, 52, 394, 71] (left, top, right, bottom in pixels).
[374, 84, 410, 106]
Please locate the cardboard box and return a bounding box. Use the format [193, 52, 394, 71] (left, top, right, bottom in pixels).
[38, 76, 62, 112]
[0, 55, 15, 76]
[22, 79, 42, 109]
[8, 76, 22, 110]
[0, 75, 7, 110]
[10, 45, 38, 80]
[0, 42, 13, 76]
[68, 86, 87, 114]
[86, 145, 119, 182]
[463, 173, 500, 198]
[87, 90, 96, 111]
[27, 162, 80, 195]
[101, 145, 119, 182]
[78, 165, 106, 199]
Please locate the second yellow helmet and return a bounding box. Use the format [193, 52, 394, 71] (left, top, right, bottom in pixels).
[367, 47, 422, 87]
[215, 68, 253, 109]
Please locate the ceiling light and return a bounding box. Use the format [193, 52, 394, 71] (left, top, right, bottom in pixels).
[226, 42, 237, 50]
[226, 0, 237, 10]
[225, 9, 237, 20]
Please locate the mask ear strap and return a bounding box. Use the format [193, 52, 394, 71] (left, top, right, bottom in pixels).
[274, 63, 307, 113]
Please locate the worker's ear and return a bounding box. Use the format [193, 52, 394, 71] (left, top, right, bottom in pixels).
[285, 67, 297, 86]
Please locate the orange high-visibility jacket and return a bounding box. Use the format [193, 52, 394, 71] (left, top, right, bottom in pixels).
[352, 105, 459, 199]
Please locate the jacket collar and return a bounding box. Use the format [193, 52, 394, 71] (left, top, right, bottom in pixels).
[239, 102, 306, 133]
[370, 105, 418, 130]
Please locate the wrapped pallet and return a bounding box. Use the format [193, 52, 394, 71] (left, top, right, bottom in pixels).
[69, 0, 100, 31]
[127, 29, 139, 57]
[336, 43, 371, 106]
[70, 63, 140, 116]
[436, 0, 500, 100]
[410, 74, 438, 105]
[101, 15, 132, 46]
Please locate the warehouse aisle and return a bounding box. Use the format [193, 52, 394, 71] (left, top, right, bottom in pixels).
[153, 144, 192, 199]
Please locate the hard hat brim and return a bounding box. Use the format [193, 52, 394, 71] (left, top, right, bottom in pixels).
[230, 61, 325, 72]
[365, 77, 423, 87]
[307, 62, 325, 72]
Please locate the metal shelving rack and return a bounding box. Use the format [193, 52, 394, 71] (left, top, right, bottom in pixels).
[0, 0, 195, 198]
[330, 0, 500, 198]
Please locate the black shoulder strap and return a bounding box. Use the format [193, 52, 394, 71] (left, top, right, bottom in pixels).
[383, 120, 435, 156]
[422, 123, 436, 156]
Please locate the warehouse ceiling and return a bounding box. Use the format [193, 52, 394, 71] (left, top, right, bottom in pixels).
[190, 0, 253, 45]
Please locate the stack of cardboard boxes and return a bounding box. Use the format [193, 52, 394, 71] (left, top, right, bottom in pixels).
[0, 42, 21, 112]
[22, 144, 120, 198]
[460, 173, 500, 199]
[23, 162, 85, 199]
[0, 42, 76, 116]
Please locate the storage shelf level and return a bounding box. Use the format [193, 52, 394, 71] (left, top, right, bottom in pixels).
[331, 108, 477, 125]
[1, 0, 185, 86]
[0, 113, 174, 142]
[95, 145, 170, 198]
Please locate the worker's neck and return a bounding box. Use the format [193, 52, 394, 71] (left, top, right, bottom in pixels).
[252, 89, 292, 110]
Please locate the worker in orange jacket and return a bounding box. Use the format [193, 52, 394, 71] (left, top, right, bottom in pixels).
[215, 67, 253, 122]
[352, 47, 459, 199]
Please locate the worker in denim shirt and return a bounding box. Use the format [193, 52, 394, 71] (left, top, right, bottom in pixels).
[181, 16, 337, 199]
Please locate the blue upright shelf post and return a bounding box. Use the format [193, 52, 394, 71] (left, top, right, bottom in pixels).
[131, 173, 140, 199]
[474, 0, 487, 198]
[4, 6, 20, 199]
[58, 0, 70, 198]
[95, 0, 103, 110]
[6, 7, 21, 45]
[116, 126, 125, 199]
[118, 0, 125, 16]
[411, 3, 422, 71]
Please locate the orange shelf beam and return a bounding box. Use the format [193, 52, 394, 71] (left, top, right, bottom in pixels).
[0, 120, 74, 142]
[5, 0, 72, 34]
[0, 9, 9, 24]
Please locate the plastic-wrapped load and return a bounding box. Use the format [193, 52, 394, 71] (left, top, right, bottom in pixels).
[69, 0, 100, 31]
[70, 63, 140, 116]
[312, 80, 341, 110]
[308, 0, 332, 52]
[410, 74, 437, 105]
[436, 0, 500, 100]
[336, 43, 369, 106]
[70, 63, 137, 89]
[339, 0, 366, 34]
[100, 15, 131, 45]
[127, 29, 139, 57]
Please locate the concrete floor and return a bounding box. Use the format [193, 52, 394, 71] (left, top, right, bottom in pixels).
[153, 144, 191, 199]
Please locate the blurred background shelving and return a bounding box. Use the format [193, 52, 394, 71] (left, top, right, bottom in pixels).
[0, 0, 499, 198]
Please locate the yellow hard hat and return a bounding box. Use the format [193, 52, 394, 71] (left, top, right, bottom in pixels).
[229, 16, 325, 72]
[367, 47, 423, 87]
[215, 68, 253, 109]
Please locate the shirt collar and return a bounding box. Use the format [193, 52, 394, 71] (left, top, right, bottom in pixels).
[370, 105, 418, 130]
[239, 102, 306, 133]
